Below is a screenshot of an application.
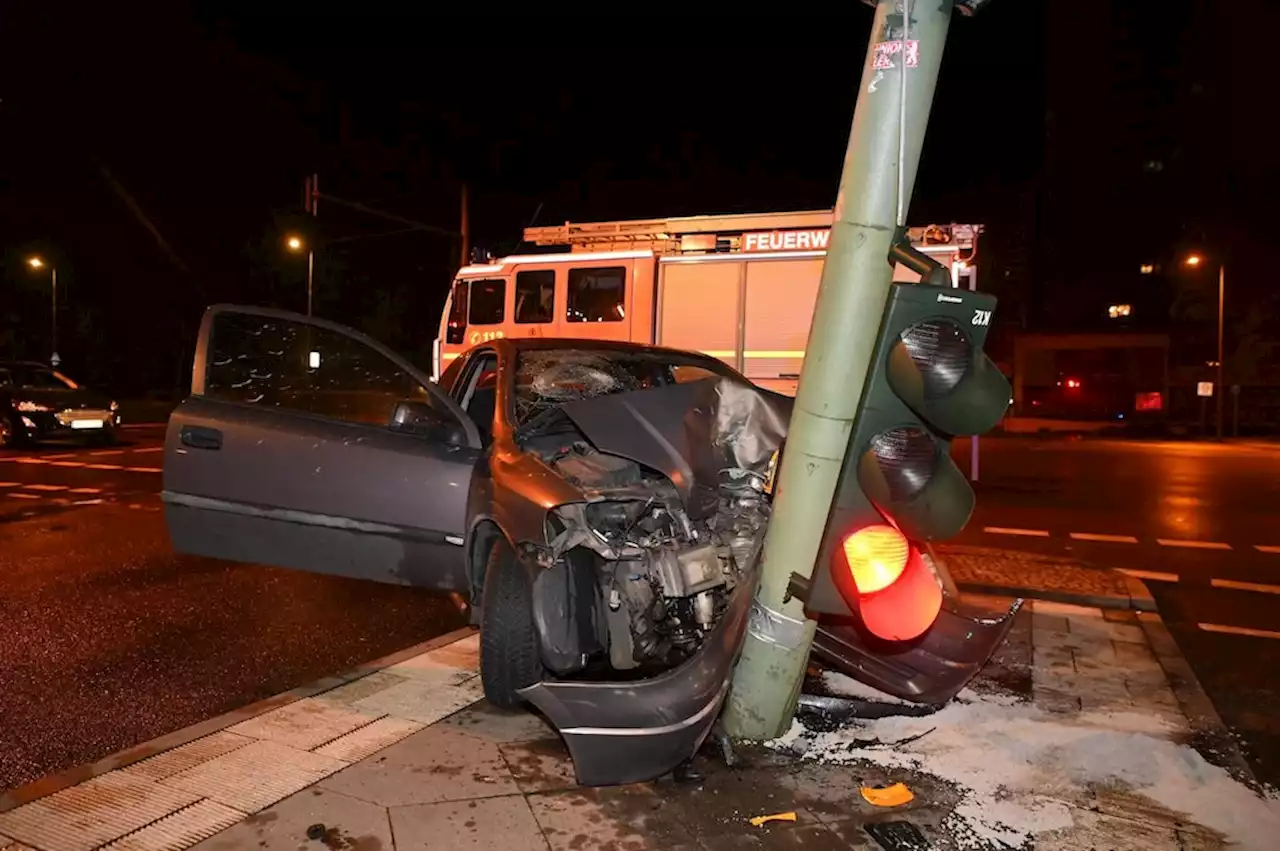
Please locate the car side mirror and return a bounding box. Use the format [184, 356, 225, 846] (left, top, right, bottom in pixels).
[390, 399, 466, 446]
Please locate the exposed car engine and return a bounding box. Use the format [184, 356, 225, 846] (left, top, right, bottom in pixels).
[541, 440, 770, 673]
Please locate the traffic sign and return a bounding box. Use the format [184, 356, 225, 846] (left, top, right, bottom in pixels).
[1197, 382, 1214, 397]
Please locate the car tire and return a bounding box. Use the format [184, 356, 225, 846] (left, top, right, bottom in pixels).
[479, 540, 543, 710]
[0, 413, 24, 450]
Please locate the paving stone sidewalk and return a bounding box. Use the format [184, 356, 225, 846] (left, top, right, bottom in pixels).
[938, 543, 1154, 611]
[4, 594, 1264, 851]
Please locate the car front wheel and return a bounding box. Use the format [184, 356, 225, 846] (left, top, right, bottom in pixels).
[479, 540, 544, 709]
[0, 414, 23, 450]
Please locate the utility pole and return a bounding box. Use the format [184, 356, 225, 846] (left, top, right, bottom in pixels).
[306, 173, 319, 316]
[460, 183, 471, 269]
[724, 0, 954, 740]
[1216, 262, 1224, 440]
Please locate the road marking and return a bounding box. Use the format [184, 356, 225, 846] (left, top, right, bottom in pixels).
[43, 452, 77, 459]
[50, 461, 87, 467]
[69, 487, 103, 494]
[125, 466, 163, 474]
[131, 446, 164, 454]
[1211, 578, 1280, 595]
[983, 526, 1051, 537]
[1199, 622, 1280, 640]
[89, 450, 126, 456]
[1255, 545, 1280, 554]
[86, 463, 124, 470]
[0, 482, 18, 488]
[14, 458, 48, 464]
[1070, 532, 1140, 544]
[74, 498, 106, 505]
[7, 493, 40, 500]
[23, 484, 68, 491]
[1118, 568, 1179, 583]
[1156, 538, 1231, 550]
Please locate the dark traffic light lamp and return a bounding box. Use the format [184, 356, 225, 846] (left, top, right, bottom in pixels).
[802, 281, 1011, 640]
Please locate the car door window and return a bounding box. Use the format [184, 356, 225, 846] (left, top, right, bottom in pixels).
[204, 310, 440, 427]
[567, 267, 626, 323]
[457, 352, 499, 445]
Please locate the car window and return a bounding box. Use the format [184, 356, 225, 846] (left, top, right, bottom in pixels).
[458, 352, 499, 445]
[670, 365, 722, 384]
[567, 267, 625, 323]
[513, 349, 738, 426]
[7, 367, 77, 389]
[514, 270, 555, 324]
[445, 280, 469, 345]
[203, 311, 439, 427]
[468, 279, 506, 325]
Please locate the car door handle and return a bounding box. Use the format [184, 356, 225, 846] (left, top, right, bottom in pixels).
[180, 425, 222, 450]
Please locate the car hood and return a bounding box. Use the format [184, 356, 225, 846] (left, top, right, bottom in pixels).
[559, 377, 792, 519]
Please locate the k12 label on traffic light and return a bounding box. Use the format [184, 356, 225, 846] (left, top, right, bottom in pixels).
[804, 283, 1011, 641]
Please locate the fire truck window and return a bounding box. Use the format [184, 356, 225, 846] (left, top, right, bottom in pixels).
[514, 270, 555, 324]
[446, 281, 469, 345]
[468, 278, 506, 326]
[567, 267, 626, 323]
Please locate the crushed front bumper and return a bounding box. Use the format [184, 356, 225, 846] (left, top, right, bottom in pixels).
[518, 561, 758, 787]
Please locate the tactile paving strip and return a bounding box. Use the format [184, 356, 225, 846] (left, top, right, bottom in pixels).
[100, 800, 245, 851]
[162, 740, 346, 813]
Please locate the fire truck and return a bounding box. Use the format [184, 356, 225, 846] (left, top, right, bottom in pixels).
[434, 210, 982, 395]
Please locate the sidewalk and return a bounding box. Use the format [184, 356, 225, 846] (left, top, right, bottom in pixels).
[3, 596, 1278, 851]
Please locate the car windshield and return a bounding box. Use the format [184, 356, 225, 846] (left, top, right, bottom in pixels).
[513, 348, 738, 426]
[1, 366, 78, 390]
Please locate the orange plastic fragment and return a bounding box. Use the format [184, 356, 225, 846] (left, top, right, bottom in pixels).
[860, 782, 915, 808]
[748, 811, 798, 827]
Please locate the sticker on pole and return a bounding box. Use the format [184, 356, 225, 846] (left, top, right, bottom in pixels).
[873, 40, 919, 70]
[1197, 382, 1214, 398]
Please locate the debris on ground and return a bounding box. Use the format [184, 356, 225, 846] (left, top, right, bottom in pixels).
[861, 781, 915, 808]
[770, 688, 1280, 849]
[748, 811, 798, 827]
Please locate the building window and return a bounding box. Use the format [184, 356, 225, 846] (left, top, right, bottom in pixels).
[514, 270, 555, 324]
[468, 279, 506, 326]
[567, 267, 626, 323]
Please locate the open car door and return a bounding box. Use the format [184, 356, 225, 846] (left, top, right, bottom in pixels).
[163, 305, 483, 591]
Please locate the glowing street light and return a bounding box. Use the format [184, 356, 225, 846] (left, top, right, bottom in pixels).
[286, 235, 304, 252]
[1183, 252, 1225, 438]
[26, 256, 58, 360]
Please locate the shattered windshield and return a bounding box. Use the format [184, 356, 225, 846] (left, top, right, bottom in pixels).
[513, 349, 736, 426]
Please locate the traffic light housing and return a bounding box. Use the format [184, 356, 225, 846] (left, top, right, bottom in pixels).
[802, 278, 1011, 640]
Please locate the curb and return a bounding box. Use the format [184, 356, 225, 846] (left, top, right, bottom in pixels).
[0, 626, 477, 813]
[1137, 610, 1262, 791]
[957, 569, 1155, 613]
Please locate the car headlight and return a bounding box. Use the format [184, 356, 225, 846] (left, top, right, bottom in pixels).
[16, 400, 53, 413]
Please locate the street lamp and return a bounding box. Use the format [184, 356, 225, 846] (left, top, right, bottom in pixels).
[285, 234, 314, 316]
[26, 257, 58, 361]
[1183, 253, 1225, 439]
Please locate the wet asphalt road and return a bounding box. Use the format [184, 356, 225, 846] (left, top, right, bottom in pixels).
[951, 435, 1280, 787]
[0, 426, 468, 793]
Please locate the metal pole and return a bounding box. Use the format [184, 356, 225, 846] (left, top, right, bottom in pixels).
[969, 269, 979, 481]
[460, 183, 471, 268]
[306, 250, 315, 318]
[51, 267, 58, 359]
[723, 0, 953, 741]
[1216, 263, 1224, 440]
[309, 174, 318, 316]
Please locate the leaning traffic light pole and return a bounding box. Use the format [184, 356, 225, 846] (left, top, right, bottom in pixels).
[725, 0, 998, 740]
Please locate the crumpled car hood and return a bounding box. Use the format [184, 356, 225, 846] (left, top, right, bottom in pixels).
[559, 377, 792, 519]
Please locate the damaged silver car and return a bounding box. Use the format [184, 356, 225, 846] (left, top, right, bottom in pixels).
[163, 306, 789, 785]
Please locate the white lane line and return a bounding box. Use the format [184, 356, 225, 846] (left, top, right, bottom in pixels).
[1118, 568, 1179, 583]
[50, 461, 87, 468]
[983, 526, 1051, 537]
[0, 482, 19, 488]
[89, 450, 126, 456]
[69, 487, 103, 494]
[1200, 622, 1280, 640]
[1070, 532, 1140, 544]
[43, 452, 77, 459]
[1211, 578, 1280, 595]
[23, 484, 68, 492]
[86, 463, 124, 470]
[131, 446, 164, 454]
[14, 458, 49, 464]
[74, 498, 106, 505]
[125, 466, 163, 474]
[1156, 538, 1231, 550]
[6, 493, 40, 500]
[1256, 545, 1280, 554]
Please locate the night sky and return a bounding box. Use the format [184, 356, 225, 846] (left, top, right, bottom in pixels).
[2, 2, 1272, 397]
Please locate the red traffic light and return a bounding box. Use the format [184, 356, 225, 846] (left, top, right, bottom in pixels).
[834, 525, 943, 642]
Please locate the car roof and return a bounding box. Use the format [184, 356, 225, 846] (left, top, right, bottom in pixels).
[487, 337, 723, 361]
[0, 361, 53, 370]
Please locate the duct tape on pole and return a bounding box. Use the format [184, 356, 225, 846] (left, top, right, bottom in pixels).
[723, 0, 955, 742]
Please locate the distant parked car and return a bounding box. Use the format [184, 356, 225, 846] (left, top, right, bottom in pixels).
[0, 361, 120, 449]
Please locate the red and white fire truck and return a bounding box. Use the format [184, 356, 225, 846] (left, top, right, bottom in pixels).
[434, 210, 981, 395]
